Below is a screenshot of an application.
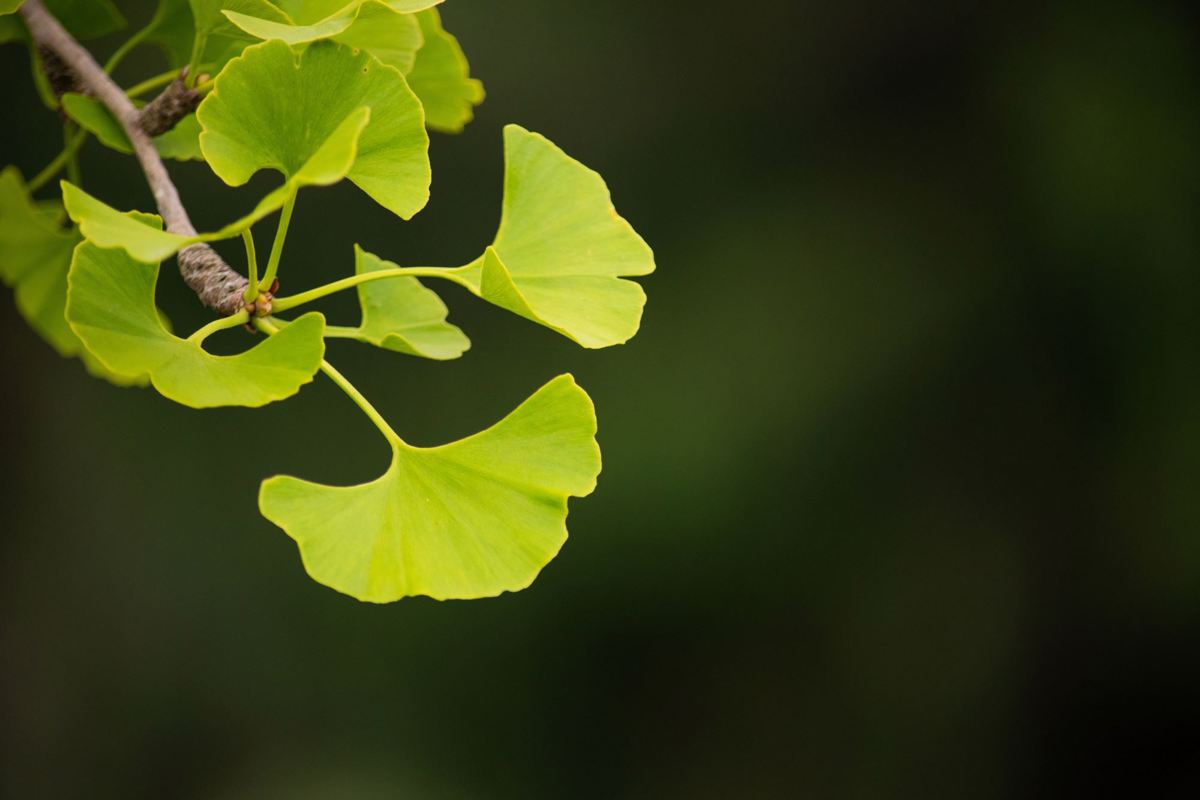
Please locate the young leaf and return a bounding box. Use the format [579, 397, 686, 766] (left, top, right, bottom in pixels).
[455, 125, 655, 348]
[60, 93, 204, 162]
[331, 2, 423, 74]
[187, 0, 291, 69]
[226, 1, 426, 74]
[62, 110, 367, 262]
[1, 167, 147, 385]
[407, 8, 484, 133]
[0, 167, 69, 286]
[221, 5, 355, 45]
[142, 0, 195, 68]
[198, 40, 430, 219]
[328, 244, 468, 360]
[269, 0, 440, 24]
[259, 374, 601, 602]
[67, 235, 326, 408]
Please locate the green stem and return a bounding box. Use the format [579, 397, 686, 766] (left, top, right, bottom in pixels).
[185, 34, 207, 88]
[124, 69, 179, 99]
[103, 22, 154, 74]
[187, 309, 250, 344]
[242, 230, 260, 302]
[27, 127, 87, 192]
[259, 189, 297, 293]
[256, 318, 402, 445]
[322, 325, 365, 339]
[271, 267, 470, 313]
[63, 122, 81, 186]
[193, 76, 215, 95]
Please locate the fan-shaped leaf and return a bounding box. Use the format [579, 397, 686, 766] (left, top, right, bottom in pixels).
[187, 0, 291, 70]
[62, 108, 367, 262]
[327, 245, 468, 360]
[331, 2, 423, 74]
[260, 374, 600, 602]
[67, 235, 325, 408]
[270, 0, 439, 25]
[1, 168, 147, 385]
[142, 0, 194, 67]
[454, 125, 654, 348]
[198, 39, 429, 219]
[407, 8, 483, 133]
[225, 1, 426, 74]
[0, 2, 25, 16]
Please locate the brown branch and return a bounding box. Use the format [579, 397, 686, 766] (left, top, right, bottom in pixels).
[139, 73, 201, 137]
[19, 0, 248, 315]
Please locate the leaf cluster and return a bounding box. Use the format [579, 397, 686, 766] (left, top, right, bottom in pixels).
[1, 0, 654, 602]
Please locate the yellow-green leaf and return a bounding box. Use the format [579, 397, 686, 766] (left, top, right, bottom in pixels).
[62, 108, 368, 262]
[455, 125, 654, 348]
[407, 8, 483, 133]
[1, 167, 147, 386]
[198, 39, 430, 219]
[326, 244, 468, 360]
[260, 374, 600, 602]
[67, 235, 326, 408]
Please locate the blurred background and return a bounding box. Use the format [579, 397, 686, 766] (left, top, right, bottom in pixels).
[3, 0, 1200, 796]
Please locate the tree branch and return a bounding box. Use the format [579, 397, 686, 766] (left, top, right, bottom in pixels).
[19, 0, 248, 315]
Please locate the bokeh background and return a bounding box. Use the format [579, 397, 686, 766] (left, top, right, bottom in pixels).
[3, 0, 1200, 796]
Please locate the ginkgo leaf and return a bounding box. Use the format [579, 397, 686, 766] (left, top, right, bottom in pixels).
[407, 8, 483, 133]
[259, 373, 600, 602]
[0, 2, 25, 16]
[330, 2, 423, 74]
[60, 92, 204, 162]
[62, 107, 368, 262]
[270, 0, 439, 24]
[326, 244, 468, 360]
[453, 125, 654, 348]
[0, 168, 147, 385]
[187, 0, 291, 70]
[0, 167, 70, 286]
[199, 39, 430, 219]
[222, 5, 353, 45]
[67, 235, 326, 408]
[226, 0, 426, 74]
[142, 0, 194, 67]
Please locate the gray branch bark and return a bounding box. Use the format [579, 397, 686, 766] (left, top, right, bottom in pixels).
[19, 0, 248, 315]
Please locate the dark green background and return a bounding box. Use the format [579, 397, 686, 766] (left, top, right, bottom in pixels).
[3, 1, 1200, 796]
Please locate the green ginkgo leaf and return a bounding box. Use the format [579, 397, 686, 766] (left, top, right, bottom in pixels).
[187, 0, 291, 70]
[326, 244, 468, 360]
[141, 0, 194, 67]
[407, 8, 483, 133]
[1, 167, 147, 386]
[62, 107, 368, 262]
[67, 234, 326, 408]
[225, 0, 428, 74]
[198, 39, 430, 219]
[0, 1, 25, 16]
[453, 125, 654, 348]
[270, 0, 439, 24]
[330, 2, 423, 74]
[60, 93, 204, 162]
[259, 373, 600, 602]
[222, 5, 354, 45]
